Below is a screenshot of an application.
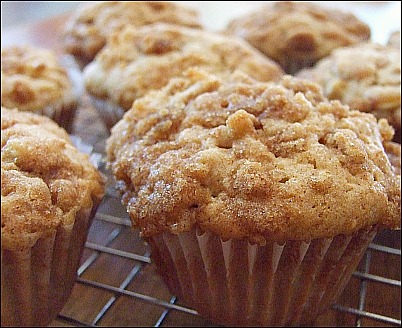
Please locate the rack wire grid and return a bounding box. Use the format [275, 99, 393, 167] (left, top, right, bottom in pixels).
[57, 128, 401, 327]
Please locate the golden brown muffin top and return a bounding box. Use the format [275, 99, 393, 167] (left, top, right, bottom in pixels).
[107, 69, 400, 245]
[388, 31, 400, 50]
[225, 1, 371, 74]
[62, 1, 202, 64]
[384, 141, 401, 176]
[1, 46, 77, 113]
[83, 23, 283, 111]
[297, 42, 401, 131]
[1, 108, 105, 250]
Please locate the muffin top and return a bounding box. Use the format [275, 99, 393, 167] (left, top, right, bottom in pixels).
[107, 69, 400, 245]
[1, 108, 105, 250]
[297, 42, 401, 131]
[388, 31, 400, 49]
[1, 46, 77, 113]
[83, 23, 283, 111]
[62, 1, 202, 64]
[384, 141, 401, 176]
[225, 1, 371, 74]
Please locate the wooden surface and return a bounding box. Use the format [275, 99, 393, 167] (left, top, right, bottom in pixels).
[1, 8, 401, 327]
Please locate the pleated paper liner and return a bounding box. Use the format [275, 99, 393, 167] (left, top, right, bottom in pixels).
[87, 96, 125, 132]
[149, 225, 377, 326]
[1, 200, 101, 327]
[32, 54, 83, 134]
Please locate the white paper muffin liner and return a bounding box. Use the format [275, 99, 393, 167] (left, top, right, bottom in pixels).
[59, 54, 85, 102]
[148, 226, 377, 326]
[31, 54, 83, 134]
[284, 57, 316, 75]
[68, 55, 92, 72]
[37, 99, 78, 134]
[1, 199, 101, 327]
[88, 95, 126, 131]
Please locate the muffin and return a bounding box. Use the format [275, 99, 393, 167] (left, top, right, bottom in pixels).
[297, 42, 401, 142]
[225, 1, 371, 74]
[1, 46, 82, 133]
[62, 1, 202, 68]
[1, 108, 105, 327]
[83, 23, 284, 130]
[106, 69, 400, 326]
[388, 31, 400, 49]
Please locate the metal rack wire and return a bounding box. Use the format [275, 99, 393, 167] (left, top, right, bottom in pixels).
[58, 135, 401, 327]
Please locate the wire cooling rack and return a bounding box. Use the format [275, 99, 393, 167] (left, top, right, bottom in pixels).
[57, 108, 401, 327]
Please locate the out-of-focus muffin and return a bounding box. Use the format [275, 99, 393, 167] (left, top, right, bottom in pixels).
[83, 23, 284, 130]
[106, 68, 400, 326]
[62, 1, 203, 68]
[225, 1, 371, 74]
[1, 108, 105, 327]
[1, 46, 81, 133]
[388, 31, 400, 49]
[297, 42, 401, 142]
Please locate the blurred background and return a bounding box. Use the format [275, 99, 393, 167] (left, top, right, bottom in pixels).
[1, 1, 401, 45]
[1, 2, 85, 29]
[1, 2, 82, 28]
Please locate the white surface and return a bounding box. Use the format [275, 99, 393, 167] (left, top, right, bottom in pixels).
[1, 1, 400, 45]
[1, 1, 83, 29]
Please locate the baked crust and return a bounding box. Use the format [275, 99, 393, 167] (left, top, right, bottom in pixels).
[1, 46, 77, 113]
[1, 108, 105, 250]
[83, 23, 283, 111]
[62, 1, 202, 64]
[388, 31, 400, 49]
[384, 141, 401, 176]
[225, 1, 371, 74]
[106, 69, 400, 244]
[298, 42, 401, 131]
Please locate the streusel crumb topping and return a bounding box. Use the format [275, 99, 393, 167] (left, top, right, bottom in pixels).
[107, 69, 400, 244]
[1, 46, 76, 113]
[1, 108, 105, 250]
